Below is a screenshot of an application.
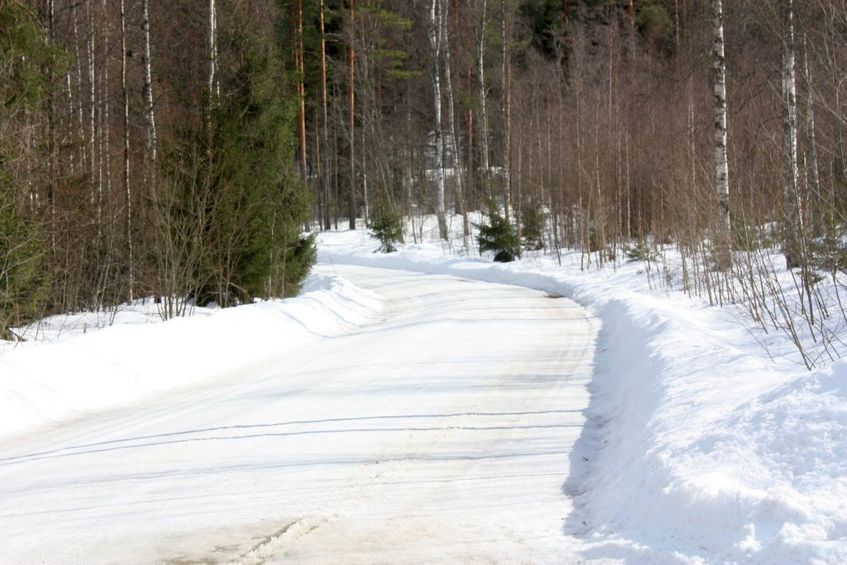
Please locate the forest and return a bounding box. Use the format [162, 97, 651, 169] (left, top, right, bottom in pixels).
[2, 0, 847, 366]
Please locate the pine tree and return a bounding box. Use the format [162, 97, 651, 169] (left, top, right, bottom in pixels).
[478, 207, 520, 262]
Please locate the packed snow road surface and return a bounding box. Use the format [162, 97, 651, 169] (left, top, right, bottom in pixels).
[0, 264, 598, 564]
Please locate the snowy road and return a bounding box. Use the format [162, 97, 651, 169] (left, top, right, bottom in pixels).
[0, 265, 598, 564]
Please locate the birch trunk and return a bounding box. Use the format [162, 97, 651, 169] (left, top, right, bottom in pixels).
[802, 34, 820, 210]
[501, 0, 511, 224]
[443, 0, 469, 240]
[347, 0, 356, 230]
[477, 0, 491, 202]
[429, 0, 448, 240]
[713, 0, 731, 266]
[142, 0, 158, 201]
[208, 0, 218, 111]
[782, 0, 803, 269]
[87, 0, 97, 209]
[120, 0, 134, 300]
[102, 0, 111, 211]
[72, 2, 87, 172]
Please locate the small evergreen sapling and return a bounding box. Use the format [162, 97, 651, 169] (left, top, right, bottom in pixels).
[370, 204, 404, 253]
[521, 204, 545, 251]
[477, 209, 521, 262]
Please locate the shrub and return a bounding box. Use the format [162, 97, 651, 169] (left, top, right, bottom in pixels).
[521, 204, 545, 251]
[370, 204, 404, 253]
[478, 209, 521, 262]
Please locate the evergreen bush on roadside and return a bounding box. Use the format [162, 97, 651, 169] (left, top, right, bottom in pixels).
[478, 209, 521, 262]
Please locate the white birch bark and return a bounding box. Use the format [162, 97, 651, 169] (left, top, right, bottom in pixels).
[713, 0, 731, 263]
[102, 0, 111, 206]
[142, 0, 158, 200]
[72, 2, 87, 172]
[501, 0, 511, 223]
[428, 0, 448, 240]
[87, 0, 97, 214]
[120, 0, 134, 300]
[477, 0, 491, 202]
[208, 0, 218, 109]
[442, 0, 469, 240]
[802, 34, 820, 203]
[782, 0, 803, 269]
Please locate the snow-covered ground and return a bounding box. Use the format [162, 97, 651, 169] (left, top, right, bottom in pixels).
[320, 219, 847, 563]
[1, 214, 845, 563]
[0, 265, 597, 563]
[0, 273, 383, 441]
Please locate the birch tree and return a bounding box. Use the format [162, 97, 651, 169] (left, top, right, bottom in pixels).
[208, 0, 218, 113]
[712, 0, 731, 267]
[782, 0, 803, 269]
[142, 0, 157, 200]
[477, 0, 491, 202]
[120, 0, 134, 300]
[428, 0, 448, 240]
[347, 0, 357, 229]
[802, 34, 820, 224]
[443, 0, 469, 240]
[500, 0, 511, 223]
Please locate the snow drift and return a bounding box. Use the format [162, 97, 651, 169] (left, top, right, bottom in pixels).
[0, 273, 383, 442]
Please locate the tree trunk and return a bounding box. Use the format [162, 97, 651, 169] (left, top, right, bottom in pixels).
[142, 0, 158, 202]
[319, 0, 330, 230]
[296, 0, 308, 185]
[208, 0, 218, 112]
[87, 0, 97, 211]
[802, 34, 821, 229]
[501, 0, 511, 224]
[72, 1, 87, 172]
[477, 0, 491, 203]
[782, 0, 803, 269]
[713, 0, 731, 267]
[443, 0, 469, 240]
[429, 0, 448, 240]
[347, 0, 356, 230]
[121, 0, 134, 300]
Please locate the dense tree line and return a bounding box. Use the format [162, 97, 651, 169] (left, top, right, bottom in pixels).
[0, 0, 313, 336]
[4, 0, 847, 363]
[279, 0, 847, 272]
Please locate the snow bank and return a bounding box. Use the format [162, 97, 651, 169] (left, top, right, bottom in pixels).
[319, 229, 847, 563]
[0, 273, 382, 441]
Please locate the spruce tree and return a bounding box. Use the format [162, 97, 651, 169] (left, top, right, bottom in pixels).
[477, 208, 521, 262]
[0, 1, 65, 337]
[163, 4, 314, 307]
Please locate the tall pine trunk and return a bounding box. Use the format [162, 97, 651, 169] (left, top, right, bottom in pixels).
[319, 0, 330, 230]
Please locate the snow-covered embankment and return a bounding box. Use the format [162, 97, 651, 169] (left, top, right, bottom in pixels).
[0, 274, 382, 441]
